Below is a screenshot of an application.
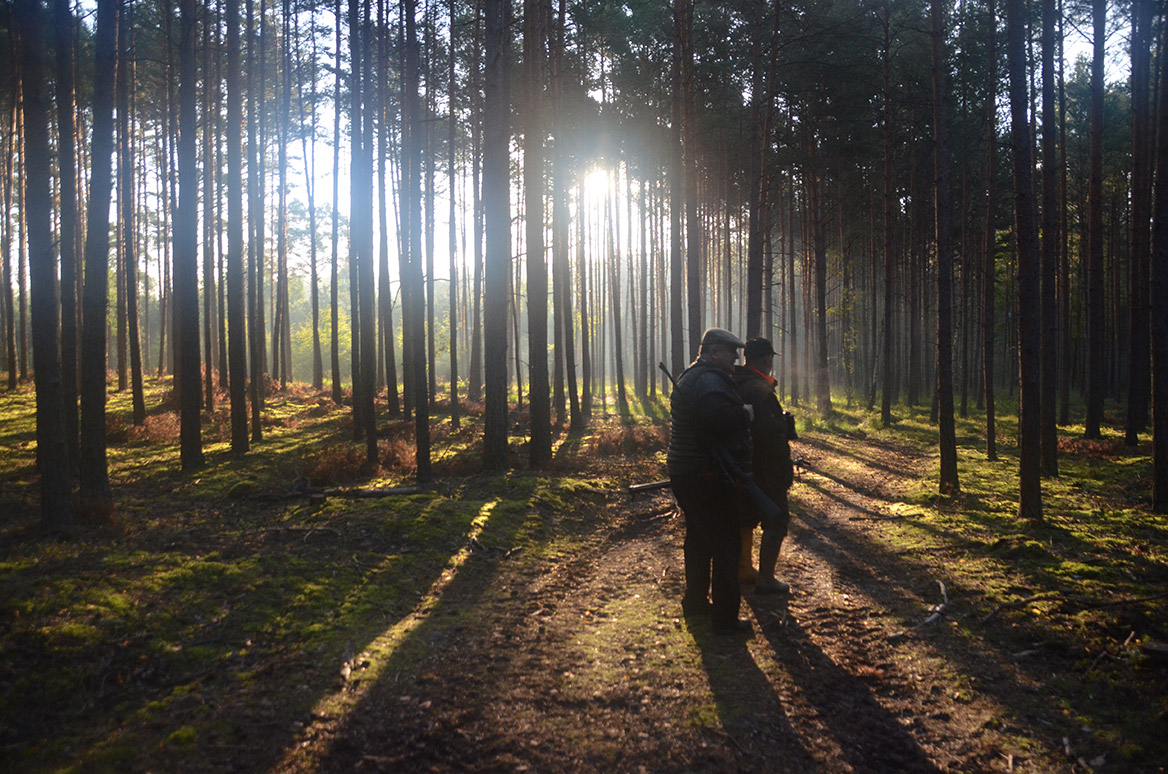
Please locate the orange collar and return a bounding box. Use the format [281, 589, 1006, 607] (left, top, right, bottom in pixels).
[747, 365, 776, 387]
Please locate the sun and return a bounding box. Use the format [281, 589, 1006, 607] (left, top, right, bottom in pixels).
[580, 165, 612, 211]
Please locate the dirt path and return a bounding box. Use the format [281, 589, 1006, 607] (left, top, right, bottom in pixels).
[276, 434, 1077, 773]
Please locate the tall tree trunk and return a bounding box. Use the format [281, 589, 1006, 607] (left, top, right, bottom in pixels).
[202, 3, 217, 409]
[983, 0, 998, 461]
[330, 0, 343, 404]
[404, 0, 431, 479]
[17, 0, 75, 529]
[226, 0, 249, 453]
[880, 6, 894, 426]
[52, 0, 80, 466]
[177, 0, 204, 470]
[1007, 0, 1041, 521]
[680, 0, 700, 360]
[932, 0, 958, 496]
[807, 132, 831, 415]
[669, 0, 685, 376]
[118, 2, 145, 426]
[448, 0, 460, 428]
[1125, 0, 1152, 444]
[524, 0, 550, 463]
[247, 0, 266, 441]
[482, 0, 510, 470]
[1083, 0, 1105, 439]
[1151, 6, 1168, 512]
[3, 95, 17, 391]
[1039, 0, 1059, 474]
[79, 0, 118, 510]
[352, 0, 377, 462]
[298, 3, 323, 392]
[744, 0, 766, 338]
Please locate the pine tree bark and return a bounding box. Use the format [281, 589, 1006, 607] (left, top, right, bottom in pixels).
[16, 0, 75, 529]
[79, 0, 118, 510]
[482, 0, 510, 470]
[448, 0, 460, 429]
[1007, 0, 1041, 520]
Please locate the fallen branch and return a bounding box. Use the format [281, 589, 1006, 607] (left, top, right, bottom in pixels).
[979, 592, 1061, 626]
[917, 580, 950, 627]
[315, 485, 420, 498]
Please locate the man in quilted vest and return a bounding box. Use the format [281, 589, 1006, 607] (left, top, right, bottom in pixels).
[667, 327, 754, 634]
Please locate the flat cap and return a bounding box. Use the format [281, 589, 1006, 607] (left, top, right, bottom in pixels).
[700, 327, 745, 349]
[744, 337, 777, 360]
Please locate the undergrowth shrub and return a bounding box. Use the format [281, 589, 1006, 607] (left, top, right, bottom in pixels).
[592, 424, 667, 458]
[380, 437, 417, 474]
[306, 443, 370, 486]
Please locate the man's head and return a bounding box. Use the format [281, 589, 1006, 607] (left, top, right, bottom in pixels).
[699, 327, 745, 374]
[744, 337, 777, 375]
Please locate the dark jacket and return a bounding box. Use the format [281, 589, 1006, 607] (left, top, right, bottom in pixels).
[667, 358, 752, 477]
[732, 364, 793, 495]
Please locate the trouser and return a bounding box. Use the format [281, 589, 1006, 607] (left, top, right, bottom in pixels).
[672, 473, 740, 627]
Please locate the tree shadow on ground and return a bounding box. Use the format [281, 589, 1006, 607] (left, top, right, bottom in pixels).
[746, 593, 941, 773]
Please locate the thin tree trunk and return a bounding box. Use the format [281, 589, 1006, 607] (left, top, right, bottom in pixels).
[1039, 0, 1059, 474]
[669, 0, 684, 376]
[932, 0, 958, 496]
[331, 0, 343, 404]
[1083, 0, 1105, 439]
[118, 3, 145, 425]
[983, 0, 998, 461]
[227, 0, 249, 453]
[448, 0, 459, 428]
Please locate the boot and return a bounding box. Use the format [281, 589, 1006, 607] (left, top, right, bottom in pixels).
[754, 534, 788, 594]
[738, 527, 758, 585]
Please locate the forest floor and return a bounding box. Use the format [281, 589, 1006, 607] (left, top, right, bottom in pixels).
[2, 379, 1167, 773]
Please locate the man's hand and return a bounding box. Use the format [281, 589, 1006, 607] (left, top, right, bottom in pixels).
[744, 404, 755, 422]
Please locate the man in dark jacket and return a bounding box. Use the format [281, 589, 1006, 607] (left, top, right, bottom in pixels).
[733, 337, 794, 593]
[667, 327, 754, 633]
